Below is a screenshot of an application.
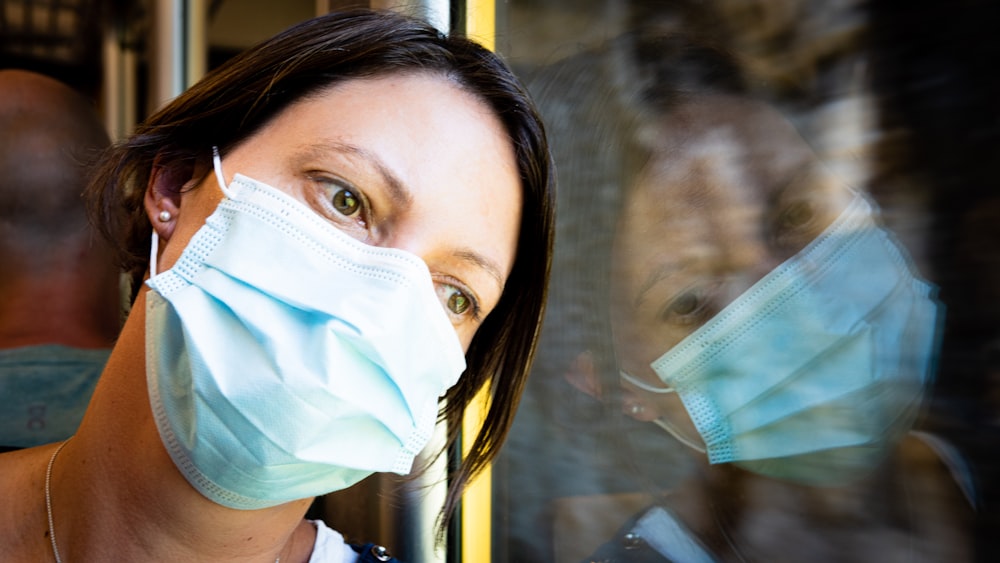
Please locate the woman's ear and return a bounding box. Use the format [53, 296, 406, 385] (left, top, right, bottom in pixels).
[564, 351, 603, 399]
[143, 156, 198, 241]
[565, 351, 661, 421]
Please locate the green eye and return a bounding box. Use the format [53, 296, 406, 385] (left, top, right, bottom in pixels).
[437, 283, 477, 319]
[447, 290, 471, 315]
[332, 188, 361, 216]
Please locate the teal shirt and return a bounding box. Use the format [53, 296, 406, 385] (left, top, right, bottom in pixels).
[0, 345, 109, 448]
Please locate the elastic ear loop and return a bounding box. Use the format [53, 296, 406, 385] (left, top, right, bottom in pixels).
[212, 145, 236, 199]
[150, 231, 160, 277]
[621, 369, 707, 454]
[150, 146, 233, 279]
[653, 418, 707, 454]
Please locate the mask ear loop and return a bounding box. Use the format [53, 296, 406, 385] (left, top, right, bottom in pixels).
[620, 370, 707, 454]
[653, 418, 707, 454]
[621, 369, 676, 394]
[212, 146, 236, 199]
[149, 231, 160, 278]
[150, 146, 232, 280]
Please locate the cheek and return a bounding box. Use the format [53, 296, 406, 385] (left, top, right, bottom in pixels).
[616, 329, 695, 398]
[457, 328, 476, 353]
[614, 306, 702, 371]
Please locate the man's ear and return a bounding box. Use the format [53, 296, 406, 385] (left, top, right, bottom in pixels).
[564, 351, 603, 399]
[143, 156, 196, 241]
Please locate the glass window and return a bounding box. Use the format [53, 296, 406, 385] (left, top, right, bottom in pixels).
[494, 1, 995, 561]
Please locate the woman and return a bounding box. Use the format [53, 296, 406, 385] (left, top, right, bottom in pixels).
[506, 30, 973, 562]
[0, 9, 553, 562]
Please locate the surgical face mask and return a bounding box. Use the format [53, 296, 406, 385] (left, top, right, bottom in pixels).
[621, 194, 941, 485]
[144, 150, 466, 509]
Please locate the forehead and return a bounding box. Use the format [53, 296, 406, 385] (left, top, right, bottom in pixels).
[612, 96, 835, 283]
[242, 70, 520, 222]
[271, 72, 486, 142]
[628, 95, 827, 210]
[636, 95, 814, 190]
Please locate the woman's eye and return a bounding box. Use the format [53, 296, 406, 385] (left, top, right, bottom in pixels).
[660, 283, 718, 326]
[436, 283, 479, 320]
[769, 199, 820, 255]
[669, 292, 700, 316]
[448, 291, 471, 315]
[331, 187, 362, 217]
[777, 201, 815, 232]
[307, 175, 369, 231]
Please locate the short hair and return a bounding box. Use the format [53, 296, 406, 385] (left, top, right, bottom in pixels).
[85, 8, 553, 528]
[528, 31, 743, 398]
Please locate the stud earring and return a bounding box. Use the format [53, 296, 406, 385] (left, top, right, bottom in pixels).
[628, 403, 645, 416]
[158, 210, 172, 222]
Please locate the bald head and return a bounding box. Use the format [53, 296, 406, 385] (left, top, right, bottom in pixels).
[0, 71, 121, 348]
[0, 70, 110, 246]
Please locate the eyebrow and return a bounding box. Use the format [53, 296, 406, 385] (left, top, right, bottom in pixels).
[299, 141, 507, 298]
[453, 247, 506, 298]
[299, 140, 412, 207]
[634, 262, 683, 310]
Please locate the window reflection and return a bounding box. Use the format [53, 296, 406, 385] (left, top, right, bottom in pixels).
[497, 1, 994, 561]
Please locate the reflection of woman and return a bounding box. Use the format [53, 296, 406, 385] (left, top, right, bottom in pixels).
[525, 32, 973, 562]
[609, 93, 933, 484]
[0, 10, 553, 562]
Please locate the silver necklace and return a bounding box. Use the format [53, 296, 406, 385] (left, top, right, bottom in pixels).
[45, 440, 282, 563]
[45, 439, 69, 563]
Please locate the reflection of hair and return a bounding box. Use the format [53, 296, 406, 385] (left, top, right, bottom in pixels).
[85, 9, 553, 528]
[531, 31, 745, 401]
[504, 31, 751, 546]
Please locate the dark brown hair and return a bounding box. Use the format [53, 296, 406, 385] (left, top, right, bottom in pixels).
[85, 8, 553, 530]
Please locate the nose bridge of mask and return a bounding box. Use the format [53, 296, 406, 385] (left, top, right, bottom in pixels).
[212, 155, 432, 275]
[654, 197, 896, 399]
[197, 152, 466, 377]
[185, 193, 463, 412]
[652, 195, 877, 380]
[207, 146, 434, 278]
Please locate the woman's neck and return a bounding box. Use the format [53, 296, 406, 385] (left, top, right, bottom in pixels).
[48, 289, 313, 561]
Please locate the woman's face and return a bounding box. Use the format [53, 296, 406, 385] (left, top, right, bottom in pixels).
[155, 72, 523, 350]
[609, 95, 853, 435]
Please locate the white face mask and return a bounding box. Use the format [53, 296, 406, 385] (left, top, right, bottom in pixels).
[622, 194, 942, 485]
[144, 150, 466, 509]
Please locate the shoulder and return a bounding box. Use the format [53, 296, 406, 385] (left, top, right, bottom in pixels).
[584, 505, 713, 563]
[872, 431, 976, 561]
[898, 430, 977, 508]
[307, 519, 357, 563]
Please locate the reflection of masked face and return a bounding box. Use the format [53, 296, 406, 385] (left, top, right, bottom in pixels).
[611, 99, 941, 484]
[621, 193, 941, 485]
